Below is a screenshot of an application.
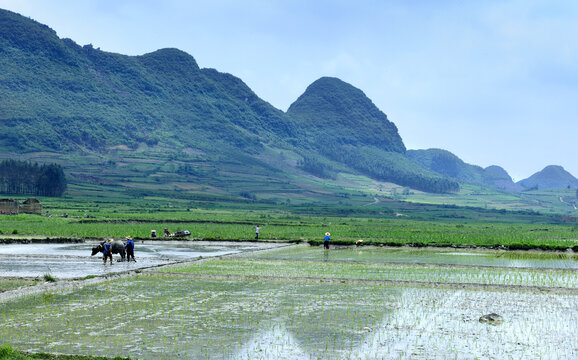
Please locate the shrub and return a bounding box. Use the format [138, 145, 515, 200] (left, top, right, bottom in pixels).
[43, 273, 57, 282]
[0, 345, 15, 358]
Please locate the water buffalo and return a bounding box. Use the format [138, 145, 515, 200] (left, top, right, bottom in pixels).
[91, 240, 126, 261]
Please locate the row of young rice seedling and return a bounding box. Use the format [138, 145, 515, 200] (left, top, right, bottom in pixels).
[164, 257, 578, 289]
[0, 273, 396, 359]
[249, 245, 578, 269]
[0, 279, 38, 293]
[1, 268, 576, 359]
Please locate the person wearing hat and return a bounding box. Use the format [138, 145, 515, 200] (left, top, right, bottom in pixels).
[103, 238, 113, 265]
[125, 236, 136, 262]
[324, 232, 330, 249]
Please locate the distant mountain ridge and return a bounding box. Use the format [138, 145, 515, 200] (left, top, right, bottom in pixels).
[407, 149, 523, 192]
[288, 77, 405, 152]
[517, 165, 578, 190]
[408, 149, 578, 192]
[0, 8, 575, 200]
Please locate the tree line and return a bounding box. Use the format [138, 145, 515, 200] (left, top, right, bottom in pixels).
[318, 143, 460, 194]
[0, 159, 66, 197]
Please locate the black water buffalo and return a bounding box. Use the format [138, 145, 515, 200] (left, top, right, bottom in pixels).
[91, 240, 126, 261]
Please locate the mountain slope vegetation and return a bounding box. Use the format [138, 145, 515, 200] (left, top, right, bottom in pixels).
[0, 8, 463, 199]
[517, 165, 578, 190]
[287, 78, 459, 193]
[407, 149, 523, 192]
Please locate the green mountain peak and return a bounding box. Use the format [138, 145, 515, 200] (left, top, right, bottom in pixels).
[139, 48, 200, 74]
[518, 165, 578, 190]
[288, 77, 405, 152]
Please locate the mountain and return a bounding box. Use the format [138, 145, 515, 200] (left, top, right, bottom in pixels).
[483, 165, 523, 192]
[407, 149, 483, 183]
[407, 149, 522, 192]
[288, 77, 405, 153]
[287, 78, 459, 193]
[0, 8, 293, 154]
[0, 8, 462, 199]
[517, 165, 578, 190]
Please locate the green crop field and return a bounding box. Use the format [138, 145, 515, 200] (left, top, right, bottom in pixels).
[1, 194, 578, 359]
[1, 194, 577, 251]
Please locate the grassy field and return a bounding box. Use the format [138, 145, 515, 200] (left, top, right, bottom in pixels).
[1, 194, 577, 251]
[6, 148, 578, 217]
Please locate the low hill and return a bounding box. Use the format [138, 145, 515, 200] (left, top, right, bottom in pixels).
[483, 165, 523, 192]
[517, 165, 578, 190]
[407, 149, 522, 192]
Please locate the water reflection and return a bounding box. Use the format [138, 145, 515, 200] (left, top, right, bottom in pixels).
[0, 241, 280, 278]
[256, 246, 578, 269]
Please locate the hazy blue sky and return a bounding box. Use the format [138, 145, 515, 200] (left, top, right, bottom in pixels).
[2, 0, 577, 181]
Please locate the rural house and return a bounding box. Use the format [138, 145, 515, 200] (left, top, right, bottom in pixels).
[0, 198, 42, 215]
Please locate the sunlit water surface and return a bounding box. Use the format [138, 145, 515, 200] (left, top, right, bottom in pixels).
[0, 241, 280, 278]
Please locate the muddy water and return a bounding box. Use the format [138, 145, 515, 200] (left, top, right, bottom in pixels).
[0, 241, 279, 279]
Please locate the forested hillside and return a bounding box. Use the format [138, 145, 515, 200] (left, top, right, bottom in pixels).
[0, 8, 460, 198]
[0, 8, 294, 154]
[407, 149, 522, 192]
[288, 78, 459, 193]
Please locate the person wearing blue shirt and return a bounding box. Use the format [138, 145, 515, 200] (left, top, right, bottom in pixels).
[324, 232, 330, 249]
[125, 236, 136, 262]
[103, 239, 113, 265]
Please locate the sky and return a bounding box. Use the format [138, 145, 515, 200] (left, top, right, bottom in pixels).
[1, 0, 577, 181]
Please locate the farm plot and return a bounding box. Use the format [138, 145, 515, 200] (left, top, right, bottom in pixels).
[0, 246, 576, 359]
[164, 258, 578, 289]
[0, 241, 282, 279]
[248, 245, 578, 269]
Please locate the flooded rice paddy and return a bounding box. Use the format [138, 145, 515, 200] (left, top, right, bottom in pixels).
[250, 245, 578, 269]
[0, 243, 576, 359]
[0, 241, 280, 279]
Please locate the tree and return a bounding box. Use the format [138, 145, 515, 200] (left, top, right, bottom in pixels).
[0, 160, 66, 197]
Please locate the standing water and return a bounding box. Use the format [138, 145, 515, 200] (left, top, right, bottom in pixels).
[0, 241, 281, 278]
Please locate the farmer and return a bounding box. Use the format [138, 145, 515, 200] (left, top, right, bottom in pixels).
[103, 238, 113, 265]
[324, 232, 330, 249]
[164, 228, 170, 237]
[255, 225, 260, 240]
[125, 236, 136, 262]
